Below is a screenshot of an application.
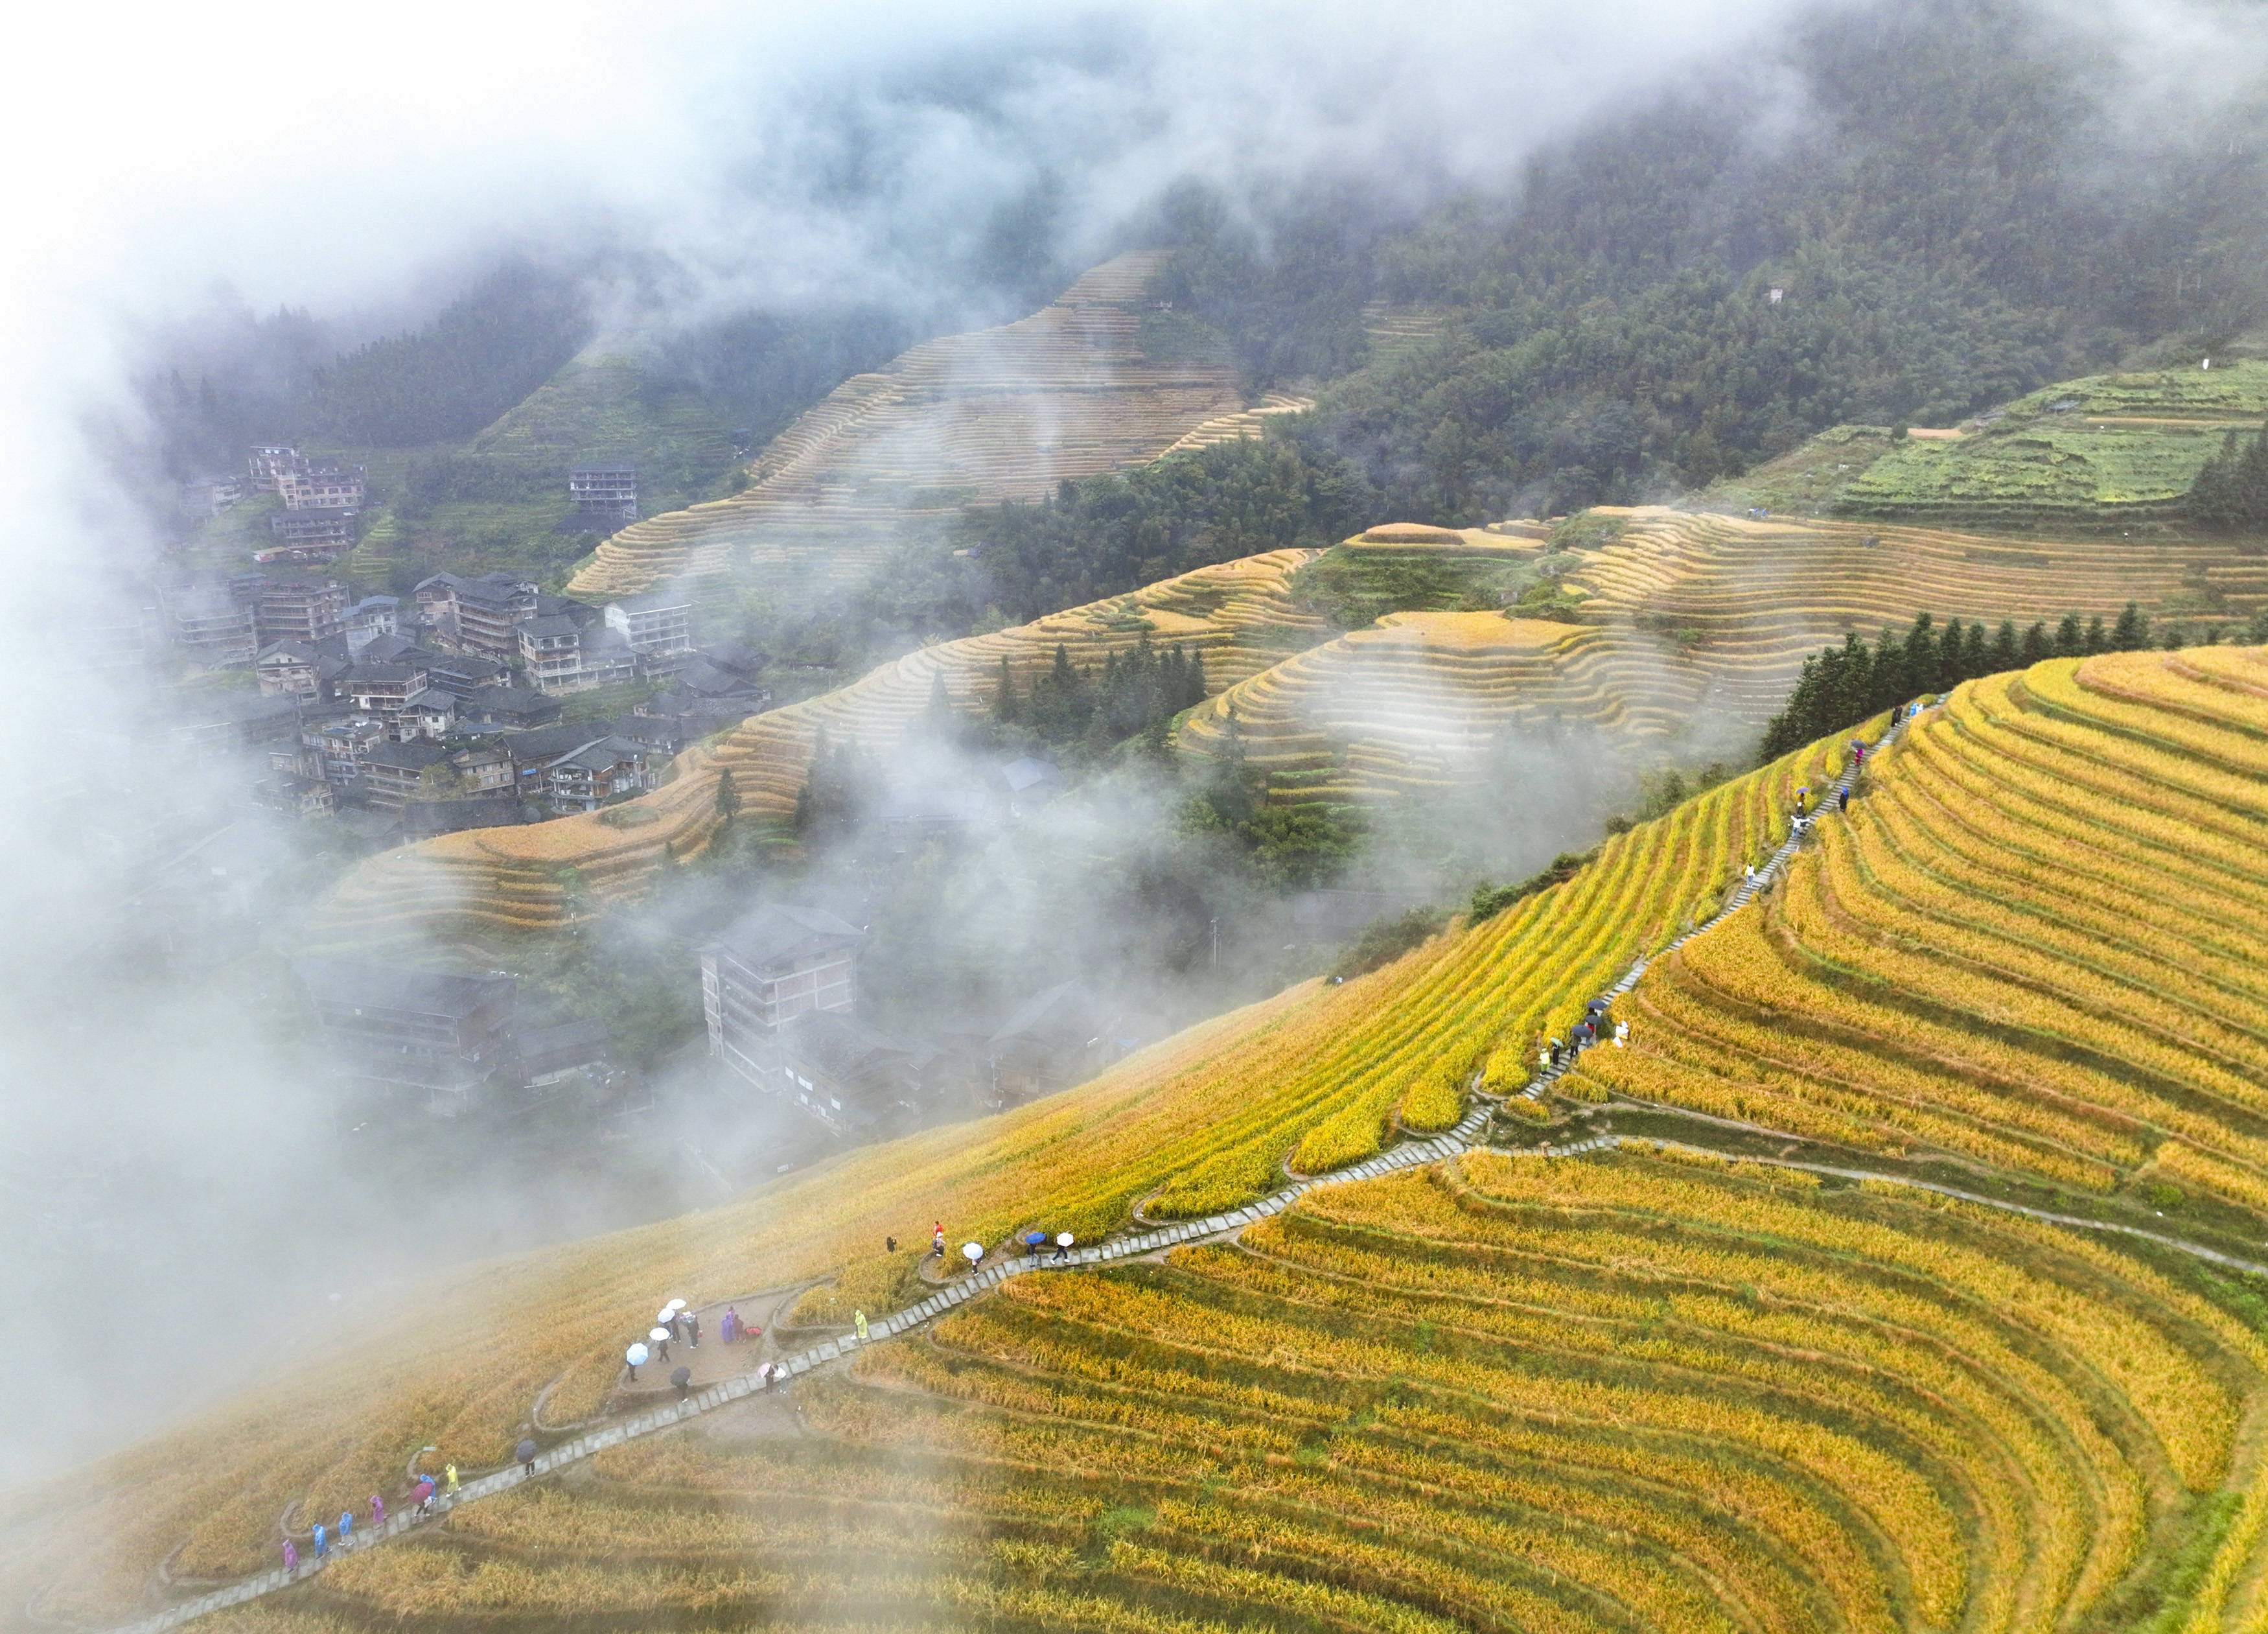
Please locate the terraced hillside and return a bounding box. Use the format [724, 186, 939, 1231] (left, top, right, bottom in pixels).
[308, 550, 1328, 945]
[1179, 506, 2265, 805]
[1836, 361, 2268, 527]
[562, 252, 1245, 601]
[190, 1150, 2268, 1634]
[1579, 644, 2268, 1212]
[14, 653, 2268, 1633]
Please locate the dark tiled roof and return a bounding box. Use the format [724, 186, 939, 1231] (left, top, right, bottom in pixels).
[711, 903, 863, 970]
[294, 957, 514, 1019]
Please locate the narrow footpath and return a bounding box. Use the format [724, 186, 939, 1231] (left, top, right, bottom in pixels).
[115, 712, 2046, 1634]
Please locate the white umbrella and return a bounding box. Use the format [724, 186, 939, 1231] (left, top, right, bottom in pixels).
[649, 1327, 670, 1344]
[656, 1309, 674, 1325]
[1056, 1233, 1074, 1246]
[962, 1241, 984, 1265]
[666, 1298, 687, 1312]
[625, 1343, 649, 1366]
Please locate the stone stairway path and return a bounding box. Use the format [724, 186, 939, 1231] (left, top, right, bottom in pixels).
[1516, 718, 1898, 1102]
[116, 722, 1915, 1634]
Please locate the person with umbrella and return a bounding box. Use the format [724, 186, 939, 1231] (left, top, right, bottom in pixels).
[625, 1341, 649, 1381]
[414, 1476, 435, 1518]
[671, 1365, 692, 1396]
[1023, 1230, 1048, 1263]
[518, 1438, 539, 1478]
[651, 1324, 672, 1363]
[962, 1241, 984, 1275]
[1054, 1231, 1073, 1265]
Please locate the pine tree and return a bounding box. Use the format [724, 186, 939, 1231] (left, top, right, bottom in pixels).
[2084, 614, 2107, 655]
[914, 672, 955, 741]
[2111, 602, 2149, 651]
[1900, 612, 1938, 699]
[2188, 419, 2268, 530]
[1935, 617, 1966, 692]
[991, 656, 1020, 723]
[715, 769, 739, 825]
[2055, 613, 2084, 657]
[2020, 621, 2050, 664]
[1991, 620, 2019, 671]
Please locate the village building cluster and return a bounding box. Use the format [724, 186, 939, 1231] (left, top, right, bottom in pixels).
[161, 450, 759, 846]
[169, 449, 1148, 1141]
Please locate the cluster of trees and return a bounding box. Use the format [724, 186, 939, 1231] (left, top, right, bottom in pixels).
[945, 438, 1377, 627]
[991, 640, 1210, 751]
[310, 262, 592, 445]
[1757, 605, 2159, 760]
[2189, 419, 2268, 530]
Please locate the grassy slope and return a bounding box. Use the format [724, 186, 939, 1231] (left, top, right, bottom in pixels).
[1693, 361, 2268, 530]
[17, 650, 2268, 1632]
[198, 1152, 2268, 1634]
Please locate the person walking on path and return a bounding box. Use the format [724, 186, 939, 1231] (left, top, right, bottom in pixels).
[283, 1539, 298, 1578]
[655, 1331, 670, 1363]
[415, 1477, 435, 1518]
[853, 1309, 869, 1340]
[518, 1438, 539, 1478]
[932, 1222, 945, 1259]
[371, 1495, 384, 1529]
[687, 1312, 701, 1348]
[445, 1464, 459, 1497]
[312, 1523, 327, 1561]
[338, 1510, 353, 1545]
[721, 1308, 737, 1344]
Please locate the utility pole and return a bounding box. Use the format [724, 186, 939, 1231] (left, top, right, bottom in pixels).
[1209, 916, 1220, 967]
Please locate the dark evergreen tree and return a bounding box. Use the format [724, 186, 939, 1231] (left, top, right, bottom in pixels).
[1990, 620, 2019, 671]
[991, 655, 1019, 723]
[2055, 613, 2085, 657]
[2111, 602, 2149, 651]
[2020, 621, 2051, 664]
[2187, 420, 2268, 530]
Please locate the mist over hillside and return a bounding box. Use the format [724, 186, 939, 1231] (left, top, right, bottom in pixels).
[0, 0, 2263, 1504]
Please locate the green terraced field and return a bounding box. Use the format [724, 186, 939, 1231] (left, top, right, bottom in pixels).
[1837, 362, 2268, 528]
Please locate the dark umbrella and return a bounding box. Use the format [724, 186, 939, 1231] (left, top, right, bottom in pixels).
[1585, 999, 1610, 1016]
[671, 1366, 692, 1393]
[516, 1438, 538, 1471]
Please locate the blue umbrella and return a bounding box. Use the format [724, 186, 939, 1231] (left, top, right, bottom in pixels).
[1023, 1231, 1048, 1246]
